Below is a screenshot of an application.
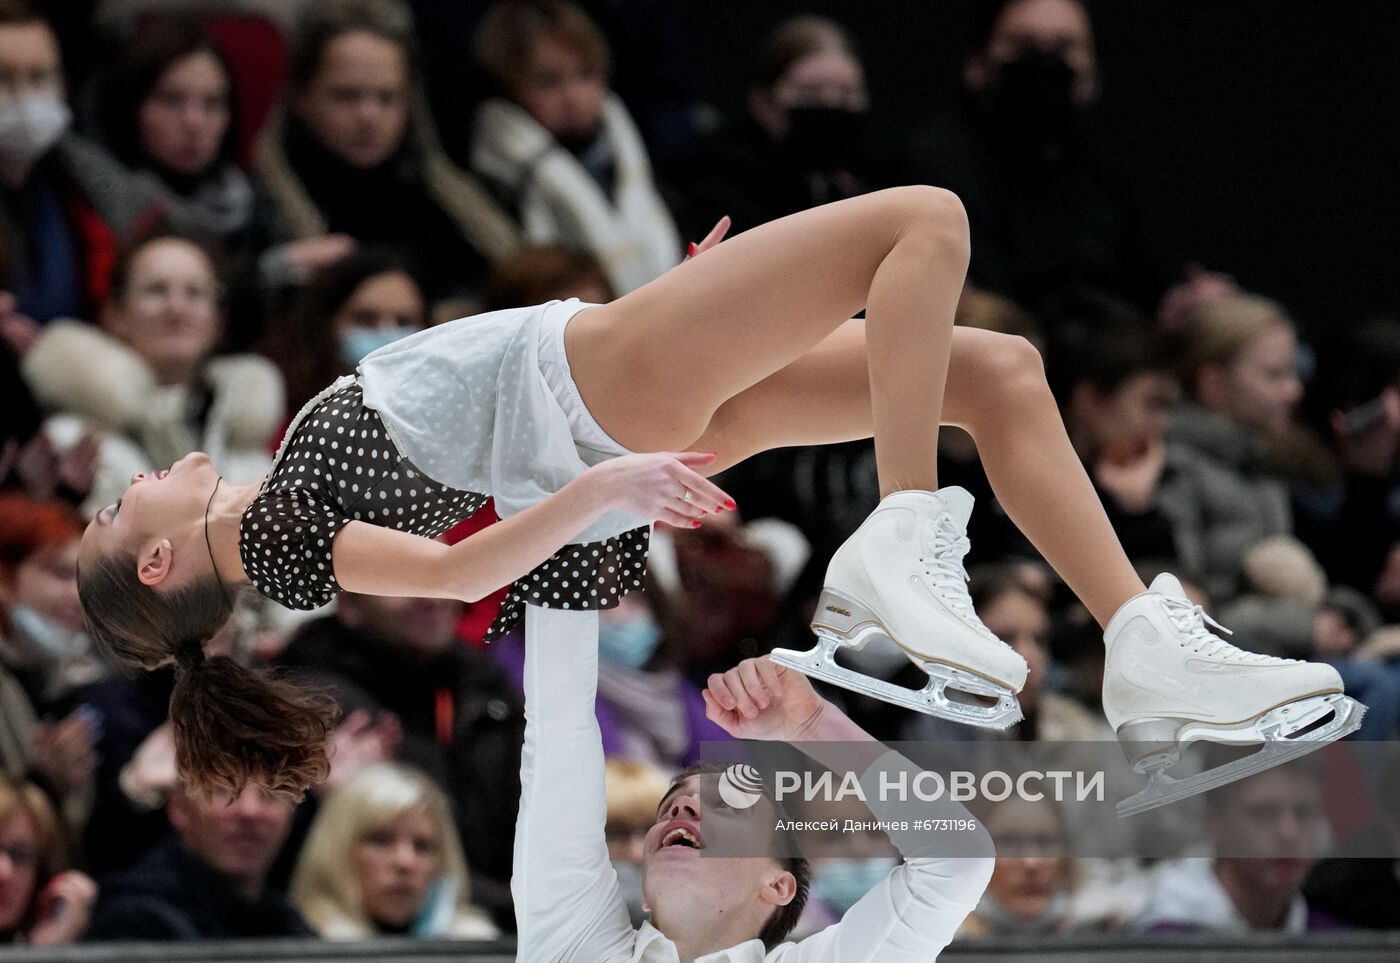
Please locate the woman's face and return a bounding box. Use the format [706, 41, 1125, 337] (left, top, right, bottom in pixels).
[138, 50, 231, 177]
[0, 810, 40, 932]
[13, 536, 82, 631]
[1221, 324, 1303, 437]
[331, 271, 425, 338]
[755, 47, 868, 141]
[79, 451, 222, 582]
[515, 32, 606, 145]
[295, 30, 408, 169]
[351, 808, 442, 929]
[103, 238, 221, 384]
[984, 798, 1068, 920]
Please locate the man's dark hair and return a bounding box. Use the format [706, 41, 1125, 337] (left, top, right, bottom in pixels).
[1040, 288, 1169, 403]
[664, 762, 811, 950]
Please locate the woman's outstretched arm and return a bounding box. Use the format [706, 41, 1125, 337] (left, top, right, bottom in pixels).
[331, 451, 733, 602]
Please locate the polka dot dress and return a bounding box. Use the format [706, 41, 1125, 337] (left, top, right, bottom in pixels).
[240, 382, 650, 642]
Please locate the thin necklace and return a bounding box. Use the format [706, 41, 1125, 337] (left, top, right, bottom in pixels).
[204, 476, 234, 607]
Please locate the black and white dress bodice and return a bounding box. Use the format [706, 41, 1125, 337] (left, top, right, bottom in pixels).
[239, 381, 649, 641]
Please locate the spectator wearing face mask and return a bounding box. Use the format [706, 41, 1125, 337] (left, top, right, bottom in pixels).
[903, 0, 1167, 309]
[0, 495, 106, 711]
[494, 577, 733, 771]
[263, 247, 427, 415]
[469, 0, 680, 295]
[0, 1, 167, 325]
[667, 15, 886, 241]
[20, 230, 284, 518]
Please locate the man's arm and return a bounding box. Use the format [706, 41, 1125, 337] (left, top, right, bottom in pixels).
[511, 605, 635, 962]
[705, 658, 995, 962]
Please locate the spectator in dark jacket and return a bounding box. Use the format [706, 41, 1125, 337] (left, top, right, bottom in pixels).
[667, 15, 885, 241]
[278, 591, 525, 928]
[1046, 291, 1180, 562]
[86, 781, 309, 941]
[901, 0, 1166, 308]
[255, 0, 518, 310]
[1294, 318, 1400, 607]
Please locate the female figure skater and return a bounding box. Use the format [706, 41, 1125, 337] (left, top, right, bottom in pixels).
[77, 188, 1359, 812]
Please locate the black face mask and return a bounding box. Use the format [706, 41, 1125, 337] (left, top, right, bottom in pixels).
[979, 47, 1085, 151]
[555, 124, 604, 156]
[781, 105, 868, 172]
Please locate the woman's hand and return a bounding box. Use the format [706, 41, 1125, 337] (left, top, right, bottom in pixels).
[584, 451, 735, 528]
[703, 656, 829, 742]
[27, 871, 97, 946]
[685, 216, 732, 260]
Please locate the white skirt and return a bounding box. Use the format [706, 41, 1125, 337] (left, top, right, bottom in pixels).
[357, 298, 648, 546]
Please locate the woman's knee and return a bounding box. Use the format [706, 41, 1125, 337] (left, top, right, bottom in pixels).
[959, 331, 1051, 420]
[888, 185, 970, 262]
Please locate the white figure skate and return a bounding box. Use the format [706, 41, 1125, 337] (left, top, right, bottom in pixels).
[1106, 573, 1366, 817]
[770, 488, 1028, 728]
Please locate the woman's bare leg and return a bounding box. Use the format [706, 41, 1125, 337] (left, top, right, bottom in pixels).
[566, 186, 968, 495]
[685, 323, 1146, 628]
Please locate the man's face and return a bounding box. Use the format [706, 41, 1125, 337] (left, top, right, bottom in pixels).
[168, 784, 294, 895]
[1208, 767, 1324, 897]
[0, 21, 62, 100]
[641, 775, 795, 929]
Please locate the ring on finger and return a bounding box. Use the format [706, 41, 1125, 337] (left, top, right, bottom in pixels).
[682, 490, 693, 503]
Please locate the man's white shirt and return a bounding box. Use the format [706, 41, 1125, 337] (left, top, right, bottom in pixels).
[512, 605, 994, 962]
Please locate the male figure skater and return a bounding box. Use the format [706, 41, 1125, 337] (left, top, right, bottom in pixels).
[512, 605, 994, 961]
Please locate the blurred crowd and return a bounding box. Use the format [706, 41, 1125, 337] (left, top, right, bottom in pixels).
[2, 0, 1399, 950]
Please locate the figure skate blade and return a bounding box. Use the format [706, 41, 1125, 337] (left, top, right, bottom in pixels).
[1116, 694, 1365, 817]
[769, 630, 1023, 729]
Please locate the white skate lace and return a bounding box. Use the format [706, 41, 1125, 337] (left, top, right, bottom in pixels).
[919, 514, 996, 636]
[1159, 596, 1292, 664]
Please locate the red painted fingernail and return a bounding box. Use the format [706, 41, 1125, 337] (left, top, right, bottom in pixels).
[725, 499, 737, 509]
[687, 242, 697, 257]
[692, 520, 701, 528]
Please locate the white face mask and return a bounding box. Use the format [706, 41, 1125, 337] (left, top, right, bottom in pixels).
[0, 89, 71, 167]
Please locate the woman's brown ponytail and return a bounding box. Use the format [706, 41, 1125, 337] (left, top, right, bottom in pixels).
[170, 648, 339, 801]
